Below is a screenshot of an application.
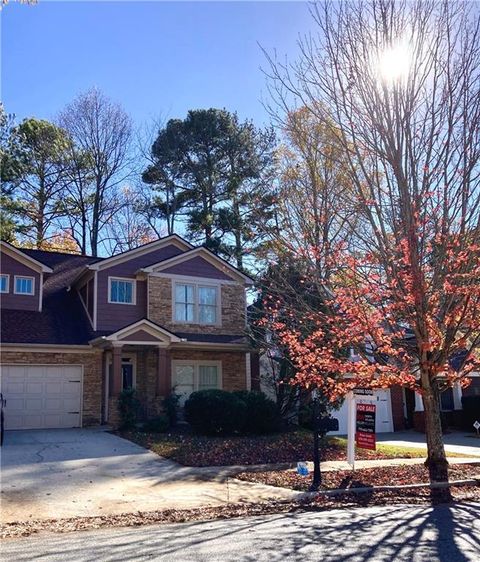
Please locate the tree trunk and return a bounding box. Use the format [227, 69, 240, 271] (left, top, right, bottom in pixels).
[422, 387, 449, 482]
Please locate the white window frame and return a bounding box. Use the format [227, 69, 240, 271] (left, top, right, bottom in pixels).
[0, 274, 10, 293]
[108, 276, 136, 305]
[14, 275, 35, 296]
[172, 360, 223, 393]
[172, 281, 221, 326]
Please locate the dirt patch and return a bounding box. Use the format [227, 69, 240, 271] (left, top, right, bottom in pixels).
[236, 463, 480, 491]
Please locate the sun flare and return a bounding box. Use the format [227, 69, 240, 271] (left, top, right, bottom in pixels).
[378, 42, 412, 84]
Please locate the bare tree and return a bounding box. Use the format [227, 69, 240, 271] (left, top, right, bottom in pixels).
[58, 88, 133, 256]
[103, 185, 157, 253]
[265, 0, 480, 483]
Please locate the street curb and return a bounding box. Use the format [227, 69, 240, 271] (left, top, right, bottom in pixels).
[232, 477, 480, 501]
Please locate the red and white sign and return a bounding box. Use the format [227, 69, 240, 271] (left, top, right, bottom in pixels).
[356, 403, 376, 451]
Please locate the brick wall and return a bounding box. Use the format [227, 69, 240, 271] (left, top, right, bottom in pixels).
[148, 277, 246, 334]
[170, 349, 247, 391]
[390, 385, 406, 430]
[0, 349, 103, 426]
[135, 349, 164, 419]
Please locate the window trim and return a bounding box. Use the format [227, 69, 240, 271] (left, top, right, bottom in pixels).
[171, 360, 223, 394]
[108, 276, 137, 305]
[0, 274, 10, 293]
[13, 275, 35, 296]
[172, 281, 221, 326]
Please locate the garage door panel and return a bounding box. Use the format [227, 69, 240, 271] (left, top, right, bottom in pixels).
[0, 365, 82, 430]
[4, 381, 25, 393]
[25, 398, 43, 410]
[45, 398, 62, 410]
[45, 382, 62, 395]
[26, 382, 43, 394]
[25, 366, 46, 379]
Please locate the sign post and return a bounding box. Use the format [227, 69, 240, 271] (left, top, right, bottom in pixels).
[347, 392, 356, 468]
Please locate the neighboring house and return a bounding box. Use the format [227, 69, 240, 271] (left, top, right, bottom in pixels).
[0, 236, 253, 430]
[256, 347, 480, 435]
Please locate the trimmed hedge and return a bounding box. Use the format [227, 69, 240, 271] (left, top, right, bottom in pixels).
[185, 389, 247, 435]
[143, 415, 170, 433]
[234, 390, 281, 434]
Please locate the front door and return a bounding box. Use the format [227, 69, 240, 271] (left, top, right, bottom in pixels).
[172, 364, 195, 407]
[122, 363, 134, 390]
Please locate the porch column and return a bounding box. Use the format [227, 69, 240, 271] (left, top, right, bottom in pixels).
[452, 382, 463, 410]
[414, 391, 424, 412]
[156, 347, 172, 396]
[111, 343, 123, 396]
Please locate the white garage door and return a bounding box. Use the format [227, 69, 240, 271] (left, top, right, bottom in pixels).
[0, 365, 82, 430]
[330, 389, 393, 435]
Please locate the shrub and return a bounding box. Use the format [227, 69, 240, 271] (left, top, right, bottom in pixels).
[143, 415, 170, 433]
[184, 389, 247, 435]
[233, 390, 281, 434]
[118, 388, 141, 430]
[164, 392, 180, 426]
[461, 395, 480, 430]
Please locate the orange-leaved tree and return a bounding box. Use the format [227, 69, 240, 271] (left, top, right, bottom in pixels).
[265, 0, 480, 483]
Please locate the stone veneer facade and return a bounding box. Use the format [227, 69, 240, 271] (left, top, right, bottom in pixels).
[148, 277, 246, 334]
[0, 349, 103, 426]
[169, 349, 247, 392]
[106, 348, 248, 426]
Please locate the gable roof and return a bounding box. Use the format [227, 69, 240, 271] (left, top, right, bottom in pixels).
[140, 246, 254, 285]
[89, 318, 183, 346]
[0, 241, 53, 273]
[86, 235, 193, 271]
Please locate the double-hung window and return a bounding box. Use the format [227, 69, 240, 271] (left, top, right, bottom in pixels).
[0, 274, 9, 293]
[14, 276, 34, 295]
[109, 278, 135, 304]
[198, 286, 217, 324]
[174, 283, 218, 324]
[175, 284, 195, 322]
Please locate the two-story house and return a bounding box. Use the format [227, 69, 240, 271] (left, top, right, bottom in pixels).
[0, 236, 253, 429]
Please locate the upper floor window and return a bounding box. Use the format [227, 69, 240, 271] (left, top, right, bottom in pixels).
[109, 277, 135, 305]
[0, 274, 9, 293]
[175, 284, 195, 322]
[14, 276, 34, 295]
[198, 287, 217, 324]
[174, 283, 218, 325]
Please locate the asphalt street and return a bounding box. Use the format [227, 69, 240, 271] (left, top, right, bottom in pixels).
[2, 502, 479, 562]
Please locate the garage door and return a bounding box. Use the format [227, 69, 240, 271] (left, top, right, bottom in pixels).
[330, 389, 394, 435]
[0, 365, 82, 429]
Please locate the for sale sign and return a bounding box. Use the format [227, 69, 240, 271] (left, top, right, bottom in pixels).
[356, 403, 376, 450]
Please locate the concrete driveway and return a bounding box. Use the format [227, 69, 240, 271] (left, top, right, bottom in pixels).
[0, 428, 299, 524]
[377, 430, 480, 457]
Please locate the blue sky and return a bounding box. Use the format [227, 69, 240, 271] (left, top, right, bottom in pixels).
[2, 1, 314, 128]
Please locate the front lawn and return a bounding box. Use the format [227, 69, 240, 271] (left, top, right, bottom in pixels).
[121, 429, 437, 467]
[236, 462, 480, 491]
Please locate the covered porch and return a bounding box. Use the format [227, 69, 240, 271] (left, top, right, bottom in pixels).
[90, 320, 183, 426]
[90, 319, 250, 427]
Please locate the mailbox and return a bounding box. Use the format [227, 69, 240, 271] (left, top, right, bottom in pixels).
[317, 416, 339, 433]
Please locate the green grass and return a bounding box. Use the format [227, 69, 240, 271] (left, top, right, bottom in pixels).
[331, 437, 468, 458]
